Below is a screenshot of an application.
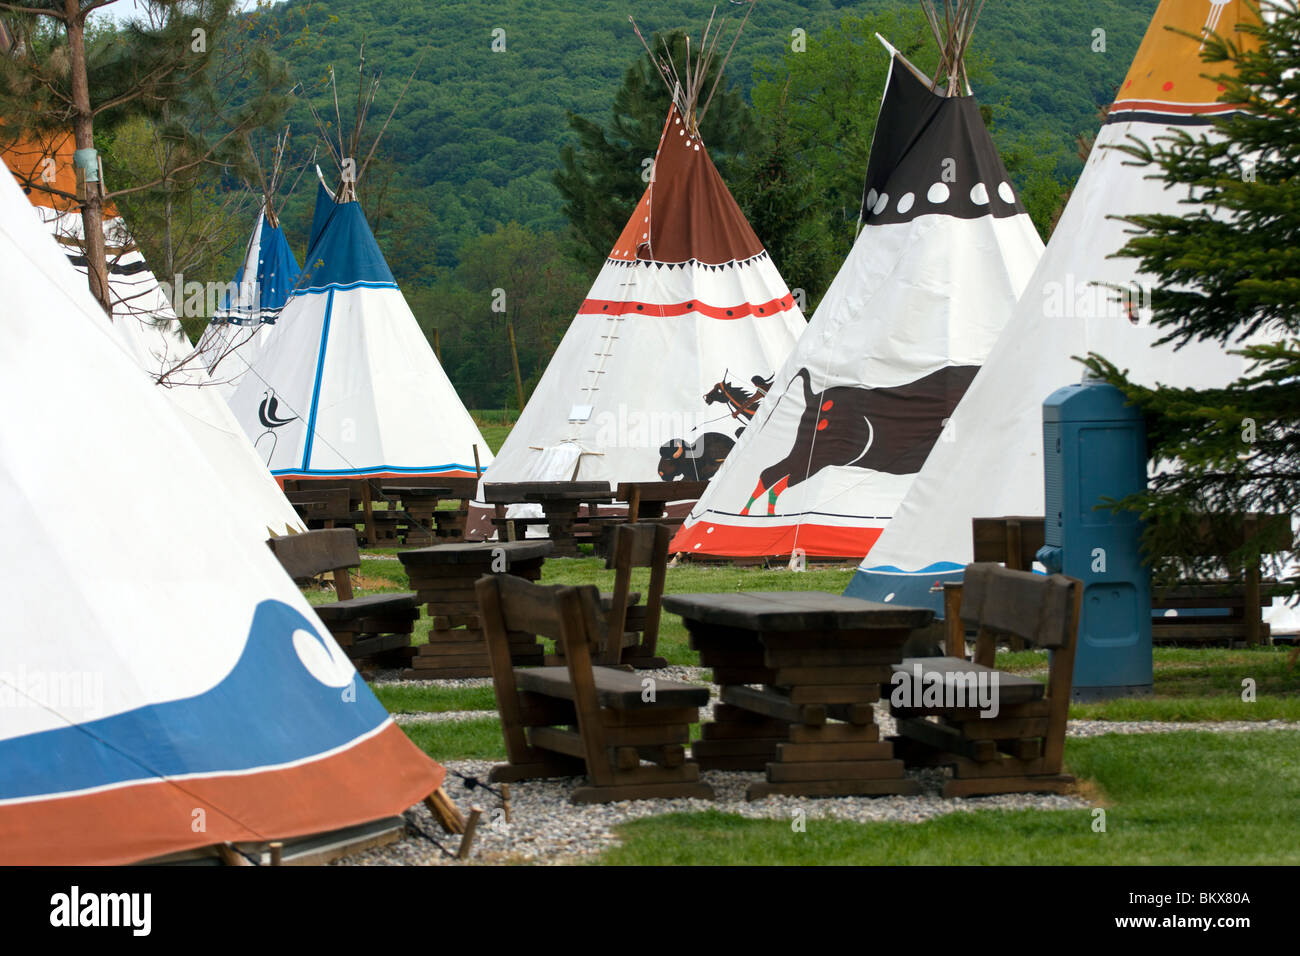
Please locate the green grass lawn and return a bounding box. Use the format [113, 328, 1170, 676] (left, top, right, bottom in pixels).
[339, 558, 1300, 866]
[597, 731, 1300, 865]
[471, 410, 518, 455]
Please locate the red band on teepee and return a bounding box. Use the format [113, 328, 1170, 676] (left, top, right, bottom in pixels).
[578, 294, 793, 321]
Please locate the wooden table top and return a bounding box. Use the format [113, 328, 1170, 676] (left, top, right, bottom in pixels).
[522, 490, 616, 503]
[482, 480, 611, 499]
[397, 540, 554, 566]
[662, 591, 934, 632]
[615, 480, 709, 502]
[384, 486, 453, 497]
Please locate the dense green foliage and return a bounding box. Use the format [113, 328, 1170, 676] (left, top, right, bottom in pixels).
[264, 0, 1158, 273]
[1083, 3, 1300, 592]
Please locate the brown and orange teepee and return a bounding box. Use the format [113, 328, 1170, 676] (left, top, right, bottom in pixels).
[482, 9, 806, 490]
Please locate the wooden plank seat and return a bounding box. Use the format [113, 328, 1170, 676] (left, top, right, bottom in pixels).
[889, 563, 1082, 798]
[477, 573, 713, 804]
[515, 666, 708, 710]
[890, 658, 1045, 708]
[267, 528, 417, 668]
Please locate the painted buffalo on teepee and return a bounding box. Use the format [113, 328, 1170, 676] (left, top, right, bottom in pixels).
[741, 366, 978, 515]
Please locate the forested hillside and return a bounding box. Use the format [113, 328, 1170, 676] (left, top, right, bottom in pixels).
[267, 0, 1157, 271]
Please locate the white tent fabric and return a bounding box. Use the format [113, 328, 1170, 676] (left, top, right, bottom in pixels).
[673, 49, 1043, 558]
[225, 188, 491, 481]
[846, 0, 1297, 633]
[34, 202, 303, 538]
[0, 156, 441, 865]
[481, 106, 806, 490]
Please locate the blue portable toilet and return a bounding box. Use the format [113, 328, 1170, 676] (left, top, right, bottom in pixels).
[1036, 379, 1153, 701]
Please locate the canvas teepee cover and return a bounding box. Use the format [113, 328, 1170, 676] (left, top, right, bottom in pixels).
[483, 100, 806, 488]
[199, 206, 302, 391]
[0, 157, 442, 865]
[226, 182, 491, 480]
[672, 33, 1043, 559]
[845, 0, 1283, 615]
[2, 132, 304, 538]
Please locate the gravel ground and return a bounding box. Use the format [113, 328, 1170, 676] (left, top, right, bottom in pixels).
[1066, 718, 1300, 737]
[333, 758, 1086, 866]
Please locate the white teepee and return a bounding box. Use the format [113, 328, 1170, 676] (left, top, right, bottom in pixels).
[2, 132, 303, 539]
[198, 130, 305, 396]
[673, 13, 1044, 559]
[0, 153, 442, 865]
[483, 18, 805, 490]
[225, 77, 491, 480]
[845, 0, 1296, 634]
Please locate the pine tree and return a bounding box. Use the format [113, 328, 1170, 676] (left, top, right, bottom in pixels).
[732, 81, 838, 311]
[1082, 0, 1299, 591]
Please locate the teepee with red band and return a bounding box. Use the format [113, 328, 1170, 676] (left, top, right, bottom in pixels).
[482, 17, 805, 490]
[672, 4, 1043, 560]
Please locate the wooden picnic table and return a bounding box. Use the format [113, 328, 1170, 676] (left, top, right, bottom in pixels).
[614, 480, 710, 523]
[482, 481, 612, 555]
[521, 489, 616, 557]
[397, 540, 554, 678]
[662, 591, 934, 800]
[382, 485, 453, 546]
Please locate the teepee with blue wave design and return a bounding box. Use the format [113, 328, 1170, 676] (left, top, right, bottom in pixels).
[227, 64, 490, 482]
[0, 155, 443, 865]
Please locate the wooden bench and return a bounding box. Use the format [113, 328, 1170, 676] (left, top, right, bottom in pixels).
[1150, 513, 1291, 646]
[266, 528, 418, 668]
[948, 514, 1290, 651]
[477, 574, 713, 804]
[551, 523, 672, 669]
[285, 487, 353, 531]
[891, 563, 1082, 797]
[605, 523, 671, 669]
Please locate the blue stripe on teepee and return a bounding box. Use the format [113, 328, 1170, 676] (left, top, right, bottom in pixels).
[843, 562, 967, 615]
[301, 287, 334, 471]
[272, 464, 481, 477]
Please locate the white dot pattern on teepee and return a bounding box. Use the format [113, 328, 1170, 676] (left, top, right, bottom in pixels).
[998, 181, 1016, 203]
[897, 193, 915, 214]
[970, 182, 990, 205]
[928, 182, 950, 204]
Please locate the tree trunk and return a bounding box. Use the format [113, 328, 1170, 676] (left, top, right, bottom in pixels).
[65, 1, 112, 316]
